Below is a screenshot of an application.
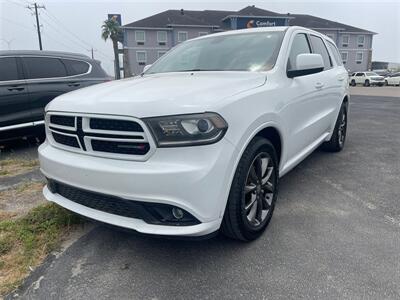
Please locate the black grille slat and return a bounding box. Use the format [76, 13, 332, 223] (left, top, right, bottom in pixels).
[91, 140, 150, 155]
[90, 118, 144, 132]
[50, 115, 75, 127]
[53, 181, 144, 219]
[52, 132, 79, 148]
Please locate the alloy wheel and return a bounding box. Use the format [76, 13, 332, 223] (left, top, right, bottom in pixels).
[243, 152, 275, 228]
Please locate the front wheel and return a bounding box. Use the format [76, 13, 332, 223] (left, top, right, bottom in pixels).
[351, 79, 356, 86]
[322, 103, 347, 152]
[364, 80, 370, 87]
[222, 137, 278, 241]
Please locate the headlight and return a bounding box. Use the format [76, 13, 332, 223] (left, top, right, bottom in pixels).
[143, 112, 228, 147]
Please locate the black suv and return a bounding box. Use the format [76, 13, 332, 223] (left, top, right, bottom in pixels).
[0, 50, 111, 141]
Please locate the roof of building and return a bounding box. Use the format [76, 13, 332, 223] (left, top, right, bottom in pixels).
[123, 5, 375, 34]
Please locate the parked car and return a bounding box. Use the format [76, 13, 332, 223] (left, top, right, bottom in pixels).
[349, 72, 385, 86]
[0, 50, 110, 141]
[39, 26, 349, 241]
[384, 72, 400, 86]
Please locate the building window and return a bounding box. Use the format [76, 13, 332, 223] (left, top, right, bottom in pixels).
[356, 52, 363, 64]
[157, 31, 167, 45]
[136, 51, 147, 65]
[341, 35, 349, 47]
[157, 51, 167, 59]
[177, 31, 188, 42]
[135, 31, 145, 45]
[198, 32, 208, 37]
[341, 52, 348, 64]
[357, 35, 365, 47]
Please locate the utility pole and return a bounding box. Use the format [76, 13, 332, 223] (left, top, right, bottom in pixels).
[87, 47, 97, 59]
[27, 3, 45, 50]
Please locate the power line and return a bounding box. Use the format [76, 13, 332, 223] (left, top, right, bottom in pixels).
[41, 7, 113, 60]
[0, 16, 35, 32]
[4, 0, 26, 8]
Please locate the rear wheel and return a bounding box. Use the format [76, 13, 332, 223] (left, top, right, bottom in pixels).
[385, 80, 388, 86]
[322, 102, 347, 152]
[221, 137, 278, 241]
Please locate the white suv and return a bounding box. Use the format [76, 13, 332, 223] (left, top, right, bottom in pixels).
[349, 72, 385, 86]
[39, 26, 349, 241]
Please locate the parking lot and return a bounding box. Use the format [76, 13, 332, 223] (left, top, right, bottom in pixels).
[2, 90, 400, 299]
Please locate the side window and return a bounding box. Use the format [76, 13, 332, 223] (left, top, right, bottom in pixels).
[287, 33, 311, 71]
[0, 57, 19, 81]
[326, 41, 343, 66]
[310, 35, 332, 70]
[62, 59, 90, 76]
[23, 57, 67, 79]
[356, 73, 363, 77]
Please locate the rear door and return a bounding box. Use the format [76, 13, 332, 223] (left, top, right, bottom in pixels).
[309, 36, 345, 132]
[21, 56, 70, 122]
[0, 56, 31, 129]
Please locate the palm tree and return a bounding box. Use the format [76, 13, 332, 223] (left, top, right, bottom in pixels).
[101, 16, 122, 79]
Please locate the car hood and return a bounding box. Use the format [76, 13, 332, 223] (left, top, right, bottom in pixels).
[47, 72, 267, 117]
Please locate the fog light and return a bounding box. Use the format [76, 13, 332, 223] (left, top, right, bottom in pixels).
[172, 207, 184, 219]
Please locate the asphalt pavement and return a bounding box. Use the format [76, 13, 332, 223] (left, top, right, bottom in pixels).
[6, 95, 400, 299]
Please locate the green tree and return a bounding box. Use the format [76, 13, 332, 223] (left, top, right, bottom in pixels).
[101, 16, 122, 79]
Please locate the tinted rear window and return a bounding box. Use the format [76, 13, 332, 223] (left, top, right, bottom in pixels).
[62, 59, 90, 76]
[23, 57, 67, 79]
[310, 35, 332, 70]
[0, 57, 19, 81]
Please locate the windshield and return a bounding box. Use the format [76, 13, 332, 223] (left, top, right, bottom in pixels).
[146, 31, 285, 74]
[366, 72, 379, 76]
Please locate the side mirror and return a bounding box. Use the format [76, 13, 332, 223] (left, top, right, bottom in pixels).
[287, 53, 324, 78]
[143, 64, 152, 73]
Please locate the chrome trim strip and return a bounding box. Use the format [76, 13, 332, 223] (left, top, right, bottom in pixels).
[0, 120, 44, 131]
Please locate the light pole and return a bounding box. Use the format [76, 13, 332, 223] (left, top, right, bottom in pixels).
[0, 38, 14, 50]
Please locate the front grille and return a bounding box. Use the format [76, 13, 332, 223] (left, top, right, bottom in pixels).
[47, 179, 200, 226]
[47, 113, 151, 159]
[52, 132, 80, 148]
[90, 118, 143, 132]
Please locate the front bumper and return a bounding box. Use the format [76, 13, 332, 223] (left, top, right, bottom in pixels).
[39, 138, 237, 237]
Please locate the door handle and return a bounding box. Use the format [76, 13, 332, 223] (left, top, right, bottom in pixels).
[7, 86, 24, 91]
[68, 82, 80, 87]
[315, 82, 324, 89]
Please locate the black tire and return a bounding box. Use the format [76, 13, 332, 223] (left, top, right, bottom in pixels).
[350, 79, 356, 86]
[385, 80, 388, 86]
[322, 102, 347, 152]
[221, 137, 279, 241]
[364, 79, 370, 87]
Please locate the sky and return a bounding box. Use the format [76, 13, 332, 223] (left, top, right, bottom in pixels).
[1, 0, 399, 76]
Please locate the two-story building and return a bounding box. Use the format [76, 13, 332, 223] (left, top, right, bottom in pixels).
[122, 6, 376, 75]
